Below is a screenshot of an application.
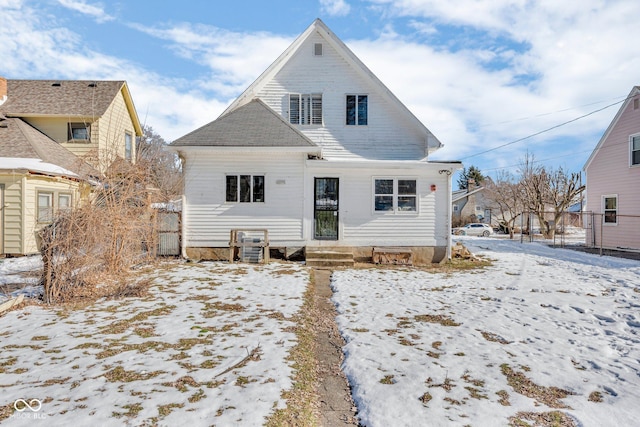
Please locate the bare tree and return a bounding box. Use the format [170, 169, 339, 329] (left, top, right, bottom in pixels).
[518, 154, 584, 239]
[485, 170, 523, 239]
[136, 125, 183, 202]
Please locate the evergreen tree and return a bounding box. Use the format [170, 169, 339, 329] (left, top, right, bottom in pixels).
[457, 165, 485, 190]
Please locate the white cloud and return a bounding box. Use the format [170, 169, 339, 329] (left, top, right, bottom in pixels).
[56, 0, 114, 23]
[320, 0, 351, 17]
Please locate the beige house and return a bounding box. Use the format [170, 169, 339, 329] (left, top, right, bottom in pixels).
[0, 77, 142, 256]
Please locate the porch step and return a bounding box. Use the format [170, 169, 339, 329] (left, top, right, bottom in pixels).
[305, 247, 354, 268]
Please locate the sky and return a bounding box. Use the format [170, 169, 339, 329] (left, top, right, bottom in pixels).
[2, 0, 640, 186]
[3, 236, 640, 425]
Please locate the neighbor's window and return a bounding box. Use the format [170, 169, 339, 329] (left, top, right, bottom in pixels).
[226, 175, 265, 203]
[37, 192, 53, 223]
[125, 131, 133, 161]
[603, 195, 617, 224]
[374, 178, 417, 213]
[58, 193, 72, 212]
[631, 135, 640, 166]
[289, 93, 322, 125]
[346, 95, 367, 126]
[68, 123, 90, 141]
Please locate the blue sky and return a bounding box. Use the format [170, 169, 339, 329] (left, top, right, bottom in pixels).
[2, 0, 639, 187]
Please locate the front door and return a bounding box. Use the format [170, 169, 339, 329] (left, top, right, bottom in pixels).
[314, 177, 339, 240]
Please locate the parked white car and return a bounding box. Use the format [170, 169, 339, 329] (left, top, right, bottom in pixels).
[452, 223, 493, 237]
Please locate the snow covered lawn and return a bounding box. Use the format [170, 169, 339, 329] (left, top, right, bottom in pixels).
[0, 261, 308, 426]
[332, 238, 640, 426]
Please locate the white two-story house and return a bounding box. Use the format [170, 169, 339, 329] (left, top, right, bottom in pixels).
[170, 19, 461, 264]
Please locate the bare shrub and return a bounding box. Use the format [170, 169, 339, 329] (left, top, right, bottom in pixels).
[39, 128, 180, 303]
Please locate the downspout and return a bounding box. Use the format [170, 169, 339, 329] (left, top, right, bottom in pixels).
[439, 168, 453, 260]
[181, 193, 188, 259]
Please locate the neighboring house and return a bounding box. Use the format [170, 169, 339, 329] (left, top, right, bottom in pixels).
[452, 185, 492, 225]
[170, 19, 461, 264]
[583, 85, 640, 251]
[0, 77, 142, 256]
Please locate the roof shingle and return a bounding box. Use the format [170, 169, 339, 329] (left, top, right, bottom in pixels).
[171, 98, 318, 148]
[0, 80, 124, 117]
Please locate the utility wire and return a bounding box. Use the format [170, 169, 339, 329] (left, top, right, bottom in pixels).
[460, 97, 628, 161]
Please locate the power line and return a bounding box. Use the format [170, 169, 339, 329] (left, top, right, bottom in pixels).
[460, 97, 628, 161]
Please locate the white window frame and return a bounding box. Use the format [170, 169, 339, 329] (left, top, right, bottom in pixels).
[225, 174, 265, 203]
[602, 194, 617, 225]
[346, 94, 368, 126]
[373, 177, 418, 214]
[630, 133, 640, 167]
[37, 191, 73, 223]
[289, 93, 322, 125]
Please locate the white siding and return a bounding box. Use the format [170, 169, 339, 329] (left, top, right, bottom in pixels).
[257, 32, 427, 161]
[182, 151, 307, 247]
[305, 163, 450, 247]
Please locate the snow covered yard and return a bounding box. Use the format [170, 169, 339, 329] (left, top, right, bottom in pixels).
[0, 261, 308, 426]
[332, 238, 640, 426]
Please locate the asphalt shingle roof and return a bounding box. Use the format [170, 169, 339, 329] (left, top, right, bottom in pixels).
[0, 80, 124, 117]
[171, 98, 318, 148]
[0, 116, 97, 177]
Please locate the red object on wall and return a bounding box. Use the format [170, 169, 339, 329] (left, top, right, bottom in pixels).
[430, 184, 437, 192]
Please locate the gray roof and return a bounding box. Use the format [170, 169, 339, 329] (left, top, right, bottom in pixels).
[171, 98, 318, 148]
[0, 79, 125, 117]
[0, 116, 97, 177]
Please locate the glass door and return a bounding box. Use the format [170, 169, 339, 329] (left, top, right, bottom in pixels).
[314, 178, 339, 240]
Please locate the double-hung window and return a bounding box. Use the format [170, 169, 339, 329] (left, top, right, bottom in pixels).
[346, 95, 367, 125]
[603, 195, 617, 224]
[374, 178, 417, 213]
[226, 175, 265, 203]
[289, 93, 322, 125]
[37, 192, 53, 223]
[631, 135, 640, 166]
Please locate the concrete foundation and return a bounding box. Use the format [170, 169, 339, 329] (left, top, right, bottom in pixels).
[185, 245, 448, 265]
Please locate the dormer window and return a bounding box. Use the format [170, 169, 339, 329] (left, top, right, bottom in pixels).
[69, 123, 90, 142]
[289, 93, 322, 125]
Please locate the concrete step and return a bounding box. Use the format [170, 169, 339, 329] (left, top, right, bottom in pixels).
[306, 247, 354, 267]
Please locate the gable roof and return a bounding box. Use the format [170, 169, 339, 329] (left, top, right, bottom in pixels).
[583, 85, 640, 171]
[0, 116, 97, 178]
[222, 19, 442, 153]
[0, 79, 143, 136]
[171, 98, 319, 150]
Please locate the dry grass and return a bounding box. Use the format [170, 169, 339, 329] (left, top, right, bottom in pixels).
[479, 330, 513, 344]
[265, 271, 319, 427]
[500, 364, 575, 409]
[414, 313, 461, 327]
[508, 410, 576, 427]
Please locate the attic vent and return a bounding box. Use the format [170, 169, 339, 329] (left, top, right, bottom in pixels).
[51, 82, 61, 87]
[88, 82, 97, 88]
[314, 43, 323, 56]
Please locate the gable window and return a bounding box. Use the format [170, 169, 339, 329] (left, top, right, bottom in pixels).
[346, 95, 367, 126]
[314, 43, 323, 56]
[125, 131, 133, 161]
[631, 135, 640, 166]
[69, 123, 90, 142]
[603, 195, 617, 224]
[289, 94, 322, 125]
[226, 175, 265, 203]
[374, 178, 417, 213]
